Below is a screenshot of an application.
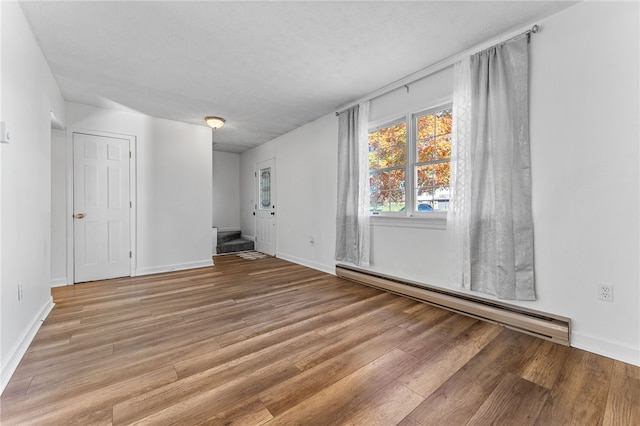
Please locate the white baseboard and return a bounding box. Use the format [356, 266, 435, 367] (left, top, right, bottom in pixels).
[241, 234, 255, 242]
[276, 252, 334, 275]
[1, 297, 55, 393]
[217, 227, 241, 232]
[135, 259, 214, 277]
[571, 331, 640, 366]
[50, 277, 69, 287]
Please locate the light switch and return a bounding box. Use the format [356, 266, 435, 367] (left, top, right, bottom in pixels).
[0, 122, 11, 144]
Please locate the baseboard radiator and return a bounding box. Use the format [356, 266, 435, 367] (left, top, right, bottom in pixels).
[335, 265, 570, 346]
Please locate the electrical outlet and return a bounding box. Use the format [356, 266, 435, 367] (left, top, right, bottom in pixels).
[597, 284, 613, 302]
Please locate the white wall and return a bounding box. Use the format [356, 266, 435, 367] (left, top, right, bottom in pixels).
[240, 1, 639, 365]
[527, 1, 639, 364]
[369, 66, 453, 124]
[212, 151, 241, 232]
[62, 102, 213, 277]
[51, 129, 67, 286]
[273, 114, 338, 272]
[240, 115, 338, 272]
[1, 2, 66, 390]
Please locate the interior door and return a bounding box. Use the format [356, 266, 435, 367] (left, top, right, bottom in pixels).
[255, 159, 276, 256]
[73, 133, 131, 282]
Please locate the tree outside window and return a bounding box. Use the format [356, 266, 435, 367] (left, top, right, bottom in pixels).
[368, 105, 452, 215]
[369, 121, 406, 212]
[415, 107, 452, 212]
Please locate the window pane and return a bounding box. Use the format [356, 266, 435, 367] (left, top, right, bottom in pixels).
[416, 186, 449, 211]
[416, 164, 436, 187]
[416, 162, 450, 187]
[417, 114, 435, 139]
[369, 169, 405, 212]
[435, 135, 451, 159]
[413, 106, 452, 212]
[369, 122, 407, 170]
[416, 163, 450, 211]
[259, 167, 271, 210]
[435, 108, 453, 136]
[379, 189, 405, 212]
[417, 137, 436, 163]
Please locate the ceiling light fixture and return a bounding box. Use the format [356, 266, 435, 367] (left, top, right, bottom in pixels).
[205, 116, 225, 129]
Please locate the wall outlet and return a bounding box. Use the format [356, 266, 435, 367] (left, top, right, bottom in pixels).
[597, 283, 613, 302]
[17, 283, 24, 301]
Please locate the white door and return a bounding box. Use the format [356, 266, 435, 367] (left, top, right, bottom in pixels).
[73, 133, 131, 282]
[255, 159, 276, 256]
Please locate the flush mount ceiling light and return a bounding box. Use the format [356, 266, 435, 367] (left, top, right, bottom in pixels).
[205, 116, 225, 129]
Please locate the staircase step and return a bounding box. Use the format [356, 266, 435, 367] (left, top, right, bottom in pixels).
[217, 238, 255, 254]
[217, 231, 242, 244]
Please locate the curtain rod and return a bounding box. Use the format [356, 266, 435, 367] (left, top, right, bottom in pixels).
[336, 24, 540, 116]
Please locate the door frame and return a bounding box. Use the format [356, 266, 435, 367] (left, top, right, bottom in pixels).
[255, 158, 276, 256]
[66, 129, 137, 284]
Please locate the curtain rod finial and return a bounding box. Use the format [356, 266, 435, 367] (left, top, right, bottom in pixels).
[531, 24, 540, 33]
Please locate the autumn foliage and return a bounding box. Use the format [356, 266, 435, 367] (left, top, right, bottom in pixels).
[369, 108, 452, 212]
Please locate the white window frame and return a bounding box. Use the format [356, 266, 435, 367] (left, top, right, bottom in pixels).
[368, 102, 452, 229]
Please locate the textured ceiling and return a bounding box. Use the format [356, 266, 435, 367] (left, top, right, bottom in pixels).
[20, 1, 577, 153]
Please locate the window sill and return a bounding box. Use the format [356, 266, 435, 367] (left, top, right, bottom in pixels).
[370, 212, 447, 230]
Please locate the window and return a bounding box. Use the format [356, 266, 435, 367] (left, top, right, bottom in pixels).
[259, 167, 271, 209]
[414, 107, 452, 212]
[368, 105, 452, 216]
[368, 121, 407, 213]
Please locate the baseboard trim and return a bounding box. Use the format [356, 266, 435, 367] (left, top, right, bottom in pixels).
[336, 264, 570, 347]
[241, 234, 255, 242]
[277, 253, 334, 275]
[571, 331, 640, 367]
[135, 259, 214, 277]
[1, 297, 55, 393]
[50, 277, 69, 287]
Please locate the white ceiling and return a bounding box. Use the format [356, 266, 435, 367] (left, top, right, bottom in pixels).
[20, 1, 577, 153]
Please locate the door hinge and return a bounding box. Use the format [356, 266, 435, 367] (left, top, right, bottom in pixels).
[255, 171, 257, 177]
[130, 201, 132, 208]
[129, 251, 132, 258]
[129, 151, 132, 158]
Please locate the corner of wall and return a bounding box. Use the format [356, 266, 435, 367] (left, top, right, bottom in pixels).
[50, 277, 69, 287]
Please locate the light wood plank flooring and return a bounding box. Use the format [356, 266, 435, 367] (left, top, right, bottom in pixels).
[1, 254, 639, 425]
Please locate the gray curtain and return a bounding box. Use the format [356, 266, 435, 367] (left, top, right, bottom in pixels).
[450, 36, 535, 300]
[335, 104, 370, 266]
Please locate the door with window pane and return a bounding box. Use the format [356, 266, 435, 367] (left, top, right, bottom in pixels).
[255, 159, 276, 255]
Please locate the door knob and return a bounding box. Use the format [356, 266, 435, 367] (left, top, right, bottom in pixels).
[75, 213, 85, 219]
[270, 212, 275, 216]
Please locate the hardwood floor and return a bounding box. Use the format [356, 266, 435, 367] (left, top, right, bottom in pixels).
[1, 254, 639, 425]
